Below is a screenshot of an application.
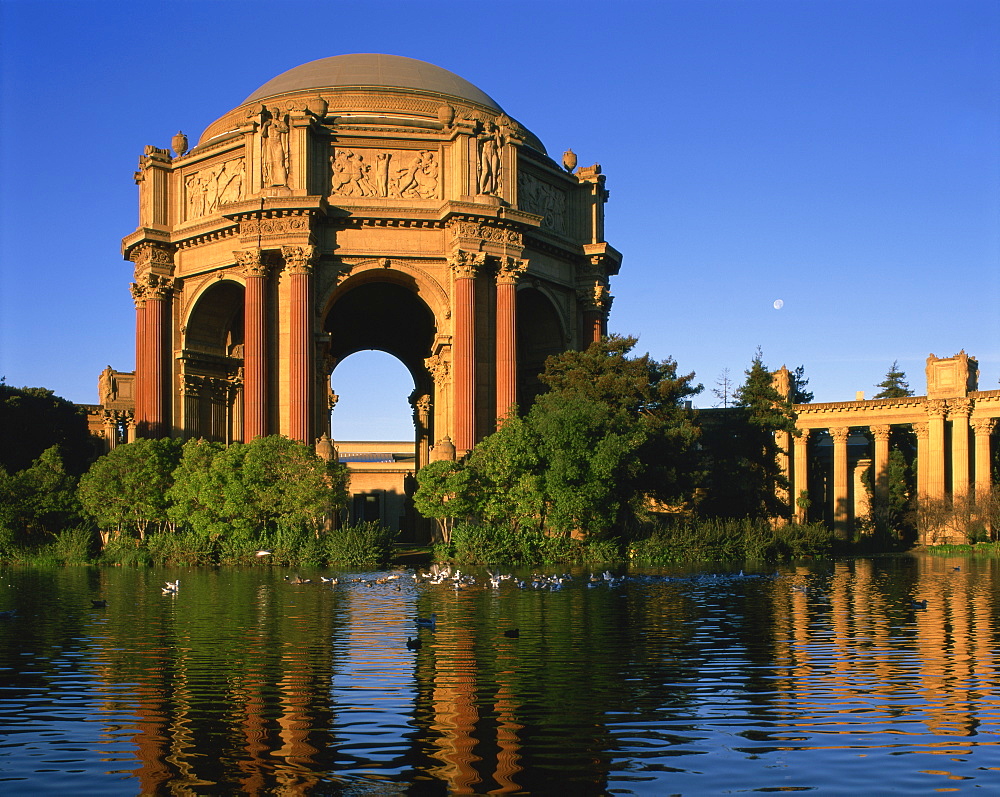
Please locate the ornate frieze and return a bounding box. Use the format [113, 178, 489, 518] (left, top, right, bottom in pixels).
[329, 147, 440, 199]
[450, 221, 522, 247]
[185, 158, 245, 220]
[518, 171, 567, 233]
[239, 214, 311, 238]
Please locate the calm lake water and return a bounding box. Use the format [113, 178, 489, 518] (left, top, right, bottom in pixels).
[1, 554, 998, 795]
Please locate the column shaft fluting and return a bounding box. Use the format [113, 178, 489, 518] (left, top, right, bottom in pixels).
[831, 427, 850, 538]
[243, 261, 268, 440]
[453, 268, 476, 454]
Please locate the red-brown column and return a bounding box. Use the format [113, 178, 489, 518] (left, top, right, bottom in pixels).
[283, 245, 316, 444]
[580, 281, 611, 345]
[495, 257, 526, 423]
[451, 253, 481, 455]
[238, 249, 269, 440]
[130, 282, 148, 435]
[144, 280, 168, 438]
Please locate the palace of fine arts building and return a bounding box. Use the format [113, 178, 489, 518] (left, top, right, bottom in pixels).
[84, 53, 998, 543]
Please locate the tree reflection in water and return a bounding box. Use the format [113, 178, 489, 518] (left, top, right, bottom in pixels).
[0, 556, 998, 794]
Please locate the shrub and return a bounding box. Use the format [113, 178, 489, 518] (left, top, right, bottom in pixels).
[322, 522, 398, 568]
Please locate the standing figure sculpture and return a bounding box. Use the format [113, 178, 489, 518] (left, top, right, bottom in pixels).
[261, 107, 289, 187]
[477, 124, 504, 195]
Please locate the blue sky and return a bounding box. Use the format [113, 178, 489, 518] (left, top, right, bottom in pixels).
[1, 0, 997, 440]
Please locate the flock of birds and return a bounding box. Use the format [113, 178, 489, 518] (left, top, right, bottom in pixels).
[0, 563, 942, 626]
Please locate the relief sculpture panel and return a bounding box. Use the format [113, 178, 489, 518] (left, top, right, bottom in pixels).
[329, 147, 440, 200]
[185, 158, 245, 220]
[518, 171, 567, 234]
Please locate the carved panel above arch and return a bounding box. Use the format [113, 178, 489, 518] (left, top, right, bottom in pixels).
[329, 146, 440, 200]
[184, 158, 246, 221]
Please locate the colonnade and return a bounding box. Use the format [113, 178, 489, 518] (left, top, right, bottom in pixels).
[780, 356, 999, 539]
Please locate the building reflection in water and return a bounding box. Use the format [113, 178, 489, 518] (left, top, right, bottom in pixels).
[17, 561, 998, 793]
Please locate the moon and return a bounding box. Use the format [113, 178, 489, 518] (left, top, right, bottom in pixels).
[773, 299, 784, 310]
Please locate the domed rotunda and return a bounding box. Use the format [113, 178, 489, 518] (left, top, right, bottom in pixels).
[119, 53, 621, 480]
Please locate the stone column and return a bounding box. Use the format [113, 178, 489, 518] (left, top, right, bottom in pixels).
[412, 393, 432, 469]
[776, 429, 791, 511]
[925, 400, 948, 501]
[579, 282, 612, 345]
[450, 252, 482, 455]
[854, 458, 872, 521]
[182, 374, 201, 438]
[949, 399, 972, 502]
[871, 424, 891, 506]
[237, 249, 269, 440]
[793, 428, 810, 523]
[140, 274, 174, 439]
[130, 282, 147, 434]
[972, 419, 996, 504]
[495, 257, 527, 423]
[830, 427, 850, 539]
[283, 245, 316, 444]
[913, 422, 929, 500]
[207, 377, 228, 442]
[425, 352, 452, 460]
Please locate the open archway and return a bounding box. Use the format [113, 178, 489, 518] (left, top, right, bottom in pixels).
[517, 286, 564, 411]
[182, 280, 244, 441]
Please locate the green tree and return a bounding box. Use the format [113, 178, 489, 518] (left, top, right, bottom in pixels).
[0, 383, 96, 474]
[790, 365, 814, 403]
[78, 438, 182, 543]
[434, 335, 702, 539]
[412, 458, 479, 542]
[873, 361, 913, 399]
[701, 349, 797, 520]
[167, 436, 349, 538]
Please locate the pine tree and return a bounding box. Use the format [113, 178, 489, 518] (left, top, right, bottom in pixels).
[790, 365, 814, 403]
[713, 368, 734, 408]
[873, 361, 913, 399]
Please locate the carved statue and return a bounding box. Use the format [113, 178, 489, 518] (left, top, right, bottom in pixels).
[98, 366, 118, 405]
[261, 107, 289, 187]
[477, 123, 504, 195]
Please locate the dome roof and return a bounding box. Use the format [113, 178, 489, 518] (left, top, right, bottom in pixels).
[242, 53, 503, 110]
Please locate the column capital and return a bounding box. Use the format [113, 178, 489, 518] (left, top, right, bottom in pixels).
[912, 421, 929, 441]
[870, 424, 891, 441]
[794, 427, 811, 444]
[142, 273, 177, 301]
[129, 281, 147, 308]
[829, 427, 850, 444]
[496, 256, 528, 285]
[577, 281, 613, 313]
[948, 397, 973, 419]
[972, 418, 997, 436]
[925, 399, 948, 420]
[129, 241, 174, 277]
[234, 248, 269, 278]
[424, 353, 451, 386]
[281, 244, 318, 275]
[449, 250, 486, 279]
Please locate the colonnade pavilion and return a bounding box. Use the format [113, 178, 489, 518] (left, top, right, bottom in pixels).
[84, 54, 998, 541]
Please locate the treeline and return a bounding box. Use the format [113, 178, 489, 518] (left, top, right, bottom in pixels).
[0, 434, 397, 567]
[414, 336, 840, 565]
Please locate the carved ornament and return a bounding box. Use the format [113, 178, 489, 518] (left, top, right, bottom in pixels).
[424, 354, 450, 386]
[972, 418, 997, 436]
[829, 427, 850, 444]
[518, 171, 567, 233]
[577, 282, 613, 313]
[448, 250, 485, 280]
[186, 158, 245, 220]
[259, 106, 290, 188]
[330, 146, 440, 199]
[870, 424, 891, 442]
[282, 245, 318, 274]
[496, 256, 528, 284]
[476, 122, 505, 196]
[239, 215, 311, 237]
[948, 398, 972, 418]
[234, 248, 268, 278]
[130, 242, 174, 274]
[925, 399, 948, 420]
[451, 221, 522, 247]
